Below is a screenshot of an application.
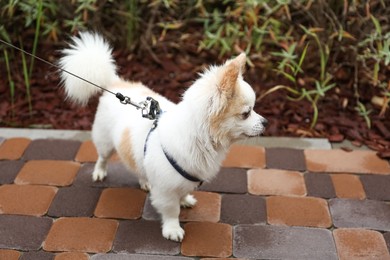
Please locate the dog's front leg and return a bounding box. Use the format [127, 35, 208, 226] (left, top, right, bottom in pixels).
[151, 191, 184, 242]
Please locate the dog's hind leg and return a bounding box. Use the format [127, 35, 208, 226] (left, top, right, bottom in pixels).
[92, 151, 113, 181]
[92, 131, 114, 182]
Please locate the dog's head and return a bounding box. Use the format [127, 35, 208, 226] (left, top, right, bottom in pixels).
[184, 53, 267, 148]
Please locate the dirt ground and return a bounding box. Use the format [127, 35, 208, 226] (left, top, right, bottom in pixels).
[0, 39, 389, 158]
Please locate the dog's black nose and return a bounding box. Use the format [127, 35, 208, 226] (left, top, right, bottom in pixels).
[262, 118, 268, 127]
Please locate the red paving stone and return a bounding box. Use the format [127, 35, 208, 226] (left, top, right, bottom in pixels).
[55, 252, 90, 260]
[248, 169, 306, 196]
[267, 196, 332, 228]
[43, 217, 118, 253]
[0, 137, 389, 258]
[15, 160, 80, 186]
[0, 184, 57, 216]
[182, 222, 232, 258]
[305, 149, 390, 174]
[179, 191, 221, 222]
[0, 249, 21, 260]
[331, 174, 366, 199]
[333, 228, 390, 260]
[74, 140, 98, 162]
[222, 144, 265, 168]
[0, 137, 31, 160]
[94, 188, 147, 219]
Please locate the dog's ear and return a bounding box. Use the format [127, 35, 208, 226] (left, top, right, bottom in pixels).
[218, 53, 246, 98]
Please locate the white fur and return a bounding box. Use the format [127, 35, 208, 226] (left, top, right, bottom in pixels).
[59, 32, 267, 242]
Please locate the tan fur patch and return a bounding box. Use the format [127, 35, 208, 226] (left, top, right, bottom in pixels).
[118, 128, 138, 171]
[219, 65, 239, 98]
[210, 86, 245, 145]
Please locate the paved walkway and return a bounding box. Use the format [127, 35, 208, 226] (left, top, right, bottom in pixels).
[0, 130, 389, 259]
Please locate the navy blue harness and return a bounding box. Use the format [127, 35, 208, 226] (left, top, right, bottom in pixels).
[143, 116, 203, 184]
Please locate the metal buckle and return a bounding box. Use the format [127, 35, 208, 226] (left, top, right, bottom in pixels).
[142, 97, 162, 120]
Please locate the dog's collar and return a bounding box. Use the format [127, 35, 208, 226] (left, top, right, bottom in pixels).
[143, 116, 203, 184]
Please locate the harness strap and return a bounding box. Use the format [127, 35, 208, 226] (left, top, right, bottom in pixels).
[161, 147, 203, 183]
[143, 116, 203, 184]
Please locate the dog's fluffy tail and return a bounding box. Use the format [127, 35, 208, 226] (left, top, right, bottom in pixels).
[59, 32, 119, 105]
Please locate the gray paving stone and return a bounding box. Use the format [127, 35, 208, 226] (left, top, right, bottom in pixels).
[23, 139, 81, 160]
[19, 251, 54, 260]
[233, 225, 337, 259]
[220, 194, 266, 225]
[0, 160, 24, 184]
[199, 168, 247, 194]
[384, 232, 390, 252]
[48, 186, 102, 217]
[113, 220, 180, 255]
[142, 196, 159, 221]
[360, 175, 390, 201]
[74, 162, 139, 188]
[265, 147, 306, 171]
[304, 173, 336, 199]
[91, 254, 193, 260]
[0, 215, 52, 250]
[329, 199, 390, 231]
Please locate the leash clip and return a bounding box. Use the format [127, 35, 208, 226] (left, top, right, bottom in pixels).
[141, 97, 162, 120]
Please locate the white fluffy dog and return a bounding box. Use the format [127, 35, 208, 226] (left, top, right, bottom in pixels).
[59, 32, 267, 242]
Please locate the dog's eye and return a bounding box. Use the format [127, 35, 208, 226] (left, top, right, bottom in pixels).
[242, 110, 251, 120]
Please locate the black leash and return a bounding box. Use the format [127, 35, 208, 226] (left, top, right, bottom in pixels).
[0, 39, 161, 120]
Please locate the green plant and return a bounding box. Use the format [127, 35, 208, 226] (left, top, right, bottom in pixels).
[3, 48, 15, 118]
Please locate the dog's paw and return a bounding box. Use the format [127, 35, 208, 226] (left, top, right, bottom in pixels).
[162, 224, 185, 242]
[92, 169, 107, 182]
[140, 181, 151, 192]
[180, 194, 197, 208]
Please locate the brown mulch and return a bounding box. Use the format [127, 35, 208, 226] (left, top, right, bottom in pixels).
[0, 41, 389, 159]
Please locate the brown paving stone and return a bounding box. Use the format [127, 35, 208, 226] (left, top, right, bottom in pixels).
[55, 252, 90, 260]
[265, 147, 306, 171]
[0, 249, 21, 260]
[304, 173, 336, 198]
[0, 137, 31, 160]
[182, 222, 232, 258]
[43, 217, 118, 253]
[0, 184, 57, 216]
[48, 186, 102, 217]
[23, 139, 81, 160]
[233, 225, 337, 259]
[248, 169, 306, 196]
[199, 168, 247, 194]
[222, 144, 265, 168]
[331, 174, 366, 199]
[15, 160, 80, 186]
[267, 196, 332, 228]
[333, 228, 390, 260]
[220, 194, 266, 225]
[0, 215, 52, 250]
[180, 191, 221, 222]
[360, 175, 390, 201]
[0, 160, 25, 184]
[113, 220, 180, 255]
[143, 191, 221, 223]
[329, 199, 390, 231]
[74, 162, 139, 188]
[305, 149, 390, 174]
[94, 188, 147, 220]
[75, 140, 98, 162]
